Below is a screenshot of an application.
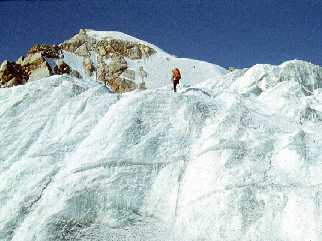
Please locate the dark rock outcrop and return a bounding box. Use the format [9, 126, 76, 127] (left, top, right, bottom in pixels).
[97, 55, 137, 92]
[28, 44, 61, 59]
[106, 77, 136, 92]
[60, 29, 96, 54]
[1, 29, 156, 92]
[0, 60, 28, 87]
[54, 61, 71, 75]
[61, 29, 155, 60]
[59, 29, 156, 92]
[108, 56, 128, 74]
[96, 38, 155, 60]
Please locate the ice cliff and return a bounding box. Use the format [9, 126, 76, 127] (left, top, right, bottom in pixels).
[0, 30, 321, 241]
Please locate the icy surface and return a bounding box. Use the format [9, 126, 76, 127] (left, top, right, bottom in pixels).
[0, 34, 322, 241]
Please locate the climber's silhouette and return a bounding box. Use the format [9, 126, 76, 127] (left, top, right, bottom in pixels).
[171, 67, 181, 92]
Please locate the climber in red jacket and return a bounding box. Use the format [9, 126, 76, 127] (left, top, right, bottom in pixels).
[171, 67, 181, 92]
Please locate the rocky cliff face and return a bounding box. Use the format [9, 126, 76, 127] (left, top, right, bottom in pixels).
[61, 28, 155, 59]
[0, 60, 28, 87]
[60, 28, 156, 92]
[20, 52, 53, 81]
[27, 44, 61, 58]
[0, 45, 59, 88]
[0, 29, 156, 92]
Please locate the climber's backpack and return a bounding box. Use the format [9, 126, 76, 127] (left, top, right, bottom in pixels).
[173, 68, 181, 81]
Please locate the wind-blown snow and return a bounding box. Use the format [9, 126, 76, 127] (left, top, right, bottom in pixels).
[0, 33, 322, 241]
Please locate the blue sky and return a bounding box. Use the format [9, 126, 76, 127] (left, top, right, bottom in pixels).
[0, 0, 321, 68]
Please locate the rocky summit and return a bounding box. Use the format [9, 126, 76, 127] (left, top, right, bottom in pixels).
[0, 29, 156, 92]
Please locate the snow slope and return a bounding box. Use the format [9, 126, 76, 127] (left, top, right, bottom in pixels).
[61, 29, 227, 89]
[0, 33, 322, 241]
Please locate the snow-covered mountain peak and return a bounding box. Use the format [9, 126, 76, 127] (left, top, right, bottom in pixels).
[59, 28, 227, 91]
[83, 29, 166, 53]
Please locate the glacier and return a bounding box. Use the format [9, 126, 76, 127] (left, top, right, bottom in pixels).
[0, 32, 322, 241]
